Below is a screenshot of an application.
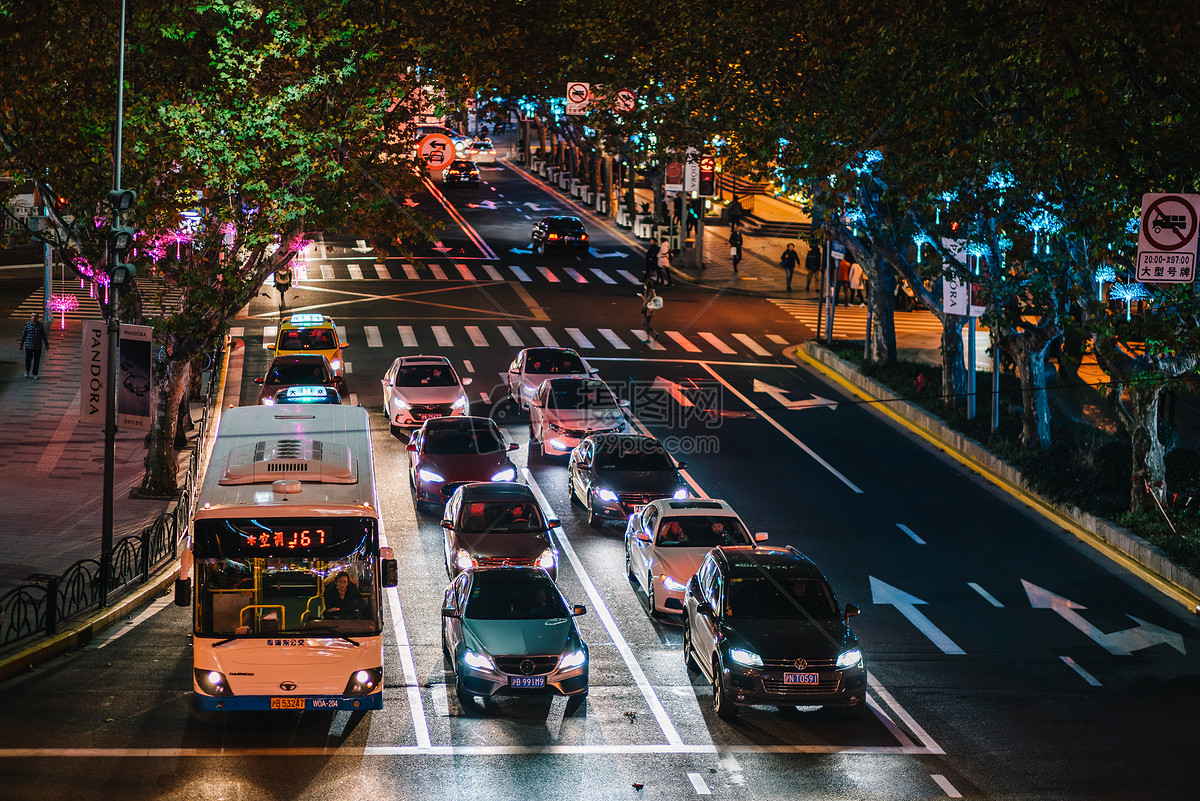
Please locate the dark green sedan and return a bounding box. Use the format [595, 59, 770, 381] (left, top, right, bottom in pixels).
[441, 567, 588, 707]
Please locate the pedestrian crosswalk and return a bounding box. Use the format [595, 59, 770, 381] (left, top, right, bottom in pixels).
[11, 276, 186, 323]
[278, 259, 646, 286]
[769, 298, 946, 338]
[229, 322, 789, 361]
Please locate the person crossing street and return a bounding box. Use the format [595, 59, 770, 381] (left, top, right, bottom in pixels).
[17, 311, 50, 379]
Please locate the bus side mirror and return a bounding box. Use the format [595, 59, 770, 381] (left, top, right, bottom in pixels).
[174, 578, 191, 607]
[382, 559, 399, 588]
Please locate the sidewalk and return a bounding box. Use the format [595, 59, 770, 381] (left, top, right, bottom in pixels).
[0, 300, 174, 597]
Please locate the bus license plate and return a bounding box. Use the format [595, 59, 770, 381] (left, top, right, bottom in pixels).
[783, 673, 819, 685]
[270, 697, 306, 709]
[509, 676, 546, 689]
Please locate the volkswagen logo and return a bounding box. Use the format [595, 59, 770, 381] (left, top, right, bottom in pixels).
[793, 659, 808, 671]
[279, 681, 298, 691]
[519, 659, 535, 675]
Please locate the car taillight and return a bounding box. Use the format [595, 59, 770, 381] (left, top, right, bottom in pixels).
[548, 233, 559, 240]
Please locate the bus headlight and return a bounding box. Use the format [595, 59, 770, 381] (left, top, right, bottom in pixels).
[195, 668, 232, 696]
[344, 666, 383, 696]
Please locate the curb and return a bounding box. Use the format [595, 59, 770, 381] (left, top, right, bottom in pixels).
[787, 340, 1200, 614]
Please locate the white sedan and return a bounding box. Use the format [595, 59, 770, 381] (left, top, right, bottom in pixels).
[625, 498, 767, 616]
[466, 140, 497, 164]
[507, 347, 596, 409]
[381, 355, 472, 433]
[528, 377, 626, 459]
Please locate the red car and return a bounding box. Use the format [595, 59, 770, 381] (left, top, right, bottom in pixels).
[408, 416, 520, 512]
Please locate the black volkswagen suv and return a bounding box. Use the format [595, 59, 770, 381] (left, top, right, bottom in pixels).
[682, 546, 865, 720]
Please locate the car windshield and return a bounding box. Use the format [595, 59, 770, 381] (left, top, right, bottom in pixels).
[465, 578, 568, 620]
[267, 362, 329, 385]
[596, 442, 673, 471]
[724, 576, 839, 620]
[423, 427, 504, 455]
[278, 328, 335, 350]
[656, 515, 750, 547]
[526, 353, 587, 375]
[459, 500, 546, 533]
[548, 383, 617, 411]
[395, 365, 458, 387]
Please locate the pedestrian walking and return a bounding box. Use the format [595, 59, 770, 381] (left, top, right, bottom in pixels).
[638, 282, 663, 339]
[656, 237, 674, 286]
[835, 256, 852, 306]
[274, 265, 293, 311]
[779, 243, 799, 291]
[644, 240, 659, 284]
[17, 311, 50, 379]
[729, 227, 744, 273]
[848, 261, 866, 305]
[804, 244, 821, 291]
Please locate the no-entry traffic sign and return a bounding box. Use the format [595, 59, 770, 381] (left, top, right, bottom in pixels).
[1136, 193, 1199, 283]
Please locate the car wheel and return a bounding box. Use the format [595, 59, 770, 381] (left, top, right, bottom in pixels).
[565, 691, 588, 715]
[455, 679, 475, 709]
[444, 541, 454, 578]
[625, 541, 634, 580]
[682, 622, 698, 672]
[567, 478, 581, 507]
[528, 421, 538, 444]
[586, 494, 600, 527]
[713, 658, 739, 721]
[646, 570, 656, 615]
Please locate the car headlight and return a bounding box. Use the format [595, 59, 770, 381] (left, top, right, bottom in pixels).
[455, 548, 477, 571]
[462, 649, 495, 671]
[661, 575, 687, 592]
[558, 649, 586, 670]
[672, 488, 688, 499]
[548, 422, 567, 434]
[329, 358, 342, 371]
[195, 669, 232, 696]
[392, 396, 411, 410]
[836, 648, 863, 669]
[596, 488, 619, 503]
[729, 647, 763, 668]
[261, 397, 276, 406]
[535, 548, 557, 570]
[452, 394, 467, 410]
[490, 467, 517, 482]
[418, 468, 445, 484]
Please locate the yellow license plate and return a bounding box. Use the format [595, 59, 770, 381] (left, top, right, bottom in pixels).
[270, 697, 306, 709]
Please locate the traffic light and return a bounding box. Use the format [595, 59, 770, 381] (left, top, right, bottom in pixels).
[109, 224, 137, 285]
[698, 155, 716, 196]
[108, 189, 137, 213]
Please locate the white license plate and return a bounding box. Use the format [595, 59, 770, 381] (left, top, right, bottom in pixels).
[783, 672, 820, 685]
[509, 676, 546, 689]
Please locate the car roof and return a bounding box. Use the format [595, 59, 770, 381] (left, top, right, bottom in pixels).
[396, 354, 453, 366]
[543, 376, 608, 390]
[449, 159, 477, 168]
[587, 433, 663, 449]
[645, 497, 736, 516]
[541, 216, 584, 226]
[457, 481, 537, 501]
[269, 353, 333, 366]
[281, 313, 334, 328]
[465, 566, 556, 586]
[522, 346, 582, 359]
[421, 415, 499, 432]
[713, 546, 822, 576]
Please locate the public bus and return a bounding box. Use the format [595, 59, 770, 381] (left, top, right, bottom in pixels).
[178, 404, 397, 711]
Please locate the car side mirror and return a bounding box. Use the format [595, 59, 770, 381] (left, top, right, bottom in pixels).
[844, 603, 860, 620]
[571, 604, 587, 616]
[696, 601, 715, 618]
[382, 559, 399, 588]
[675, 461, 688, 470]
[635, 531, 651, 543]
[441, 605, 460, 618]
[174, 577, 191, 607]
[530, 398, 543, 408]
[266, 344, 275, 350]
[462, 377, 473, 386]
[340, 342, 349, 348]
[754, 532, 769, 542]
[406, 442, 417, 451]
[441, 520, 454, 529]
[254, 377, 264, 384]
[508, 442, 520, 451]
[618, 399, 631, 408]
[547, 518, 561, 528]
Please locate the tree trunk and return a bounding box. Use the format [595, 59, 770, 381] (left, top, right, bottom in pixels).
[139, 358, 191, 498]
[940, 316, 968, 407]
[1011, 336, 1053, 449]
[866, 266, 897, 365]
[1127, 385, 1165, 512]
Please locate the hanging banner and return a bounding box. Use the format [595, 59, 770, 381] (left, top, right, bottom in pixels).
[79, 322, 154, 430]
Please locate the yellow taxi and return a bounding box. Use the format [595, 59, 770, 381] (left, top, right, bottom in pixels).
[269, 314, 348, 381]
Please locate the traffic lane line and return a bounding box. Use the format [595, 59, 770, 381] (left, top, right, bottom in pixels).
[522, 467, 685, 747]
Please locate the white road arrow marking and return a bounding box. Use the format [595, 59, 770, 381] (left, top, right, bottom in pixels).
[1022, 580, 1186, 655]
[870, 576, 965, 655]
[651, 376, 694, 407]
[509, 246, 533, 255]
[432, 241, 453, 254]
[751, 379, 838, 411]
[402, 198, 419, 207]
[467, 200, 497, 210]
[524, 202, 553, 211]
[587, 247, 628, 259]
[352, 239, 373, 253]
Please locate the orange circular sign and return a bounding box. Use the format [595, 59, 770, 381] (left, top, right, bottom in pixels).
[417, 133, 455, 170]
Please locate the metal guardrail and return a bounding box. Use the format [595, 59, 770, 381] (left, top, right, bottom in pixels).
[0, 344, 222, 654]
